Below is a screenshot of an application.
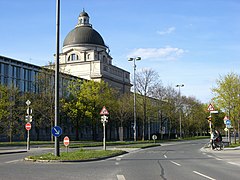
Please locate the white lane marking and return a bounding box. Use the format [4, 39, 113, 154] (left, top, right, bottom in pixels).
[115, 162, 119, 165]
[193, 171, 216, 180]
[215, 158, 222, 161]
[207, 155, 213, 158]
[5, 159, 21, 164]
[116, 157, 121, 161]
[164, 155, 167, 158]
[117, 175, 126, 180]
[170, 161, 181, 166]
[228, 162, 240, 166]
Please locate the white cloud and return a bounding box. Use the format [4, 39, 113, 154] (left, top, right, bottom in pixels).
[128, 46, 186, 61]
[157, 27, 176, 35]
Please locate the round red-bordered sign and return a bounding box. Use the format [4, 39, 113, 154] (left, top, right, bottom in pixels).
[63, 136, 70, 147]
[25, 122, 31, 131]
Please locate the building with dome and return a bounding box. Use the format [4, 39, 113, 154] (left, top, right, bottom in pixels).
[58, 11, 131, 93]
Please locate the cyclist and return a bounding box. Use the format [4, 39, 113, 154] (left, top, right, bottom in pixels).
[213, 130, 223, 150]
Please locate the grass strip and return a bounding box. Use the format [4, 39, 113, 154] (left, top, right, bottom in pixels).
[228, 142, 240, 148]
[27, 149, 125, 161]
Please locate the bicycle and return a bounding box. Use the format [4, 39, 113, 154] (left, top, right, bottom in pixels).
[213, 140, 224, 151]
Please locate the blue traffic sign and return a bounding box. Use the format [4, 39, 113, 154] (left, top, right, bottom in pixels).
[226, 120, 231, 125]
[51, 126, 62, 137]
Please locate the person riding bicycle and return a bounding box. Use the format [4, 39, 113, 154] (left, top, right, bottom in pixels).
[212, 130, 222, 149]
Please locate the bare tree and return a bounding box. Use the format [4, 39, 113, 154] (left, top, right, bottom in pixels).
[135, 68, 159, 140]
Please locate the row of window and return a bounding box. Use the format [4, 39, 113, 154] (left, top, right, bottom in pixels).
[0, 61, 76, 95]
[67, 53, 111, 65]
[67, 53, 91, 61]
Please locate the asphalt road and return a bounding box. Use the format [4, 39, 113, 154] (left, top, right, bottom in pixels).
[0, 140, 240, 180]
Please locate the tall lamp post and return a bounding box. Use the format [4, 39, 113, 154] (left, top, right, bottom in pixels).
[55, 0, 60, 157]
[128, 57, 141, 141]
[176, 84, 184, 139]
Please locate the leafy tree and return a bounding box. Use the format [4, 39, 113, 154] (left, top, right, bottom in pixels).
[0, 85, 10, 121]
[181, 96, 208, 137]
[212, 72, 240, 143]
[163, 86, 179, 139]
[0, 85, 24, 142]
[62, 80, 117, 140]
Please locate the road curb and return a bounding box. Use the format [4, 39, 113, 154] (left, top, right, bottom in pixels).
[24, 151, 128, 163]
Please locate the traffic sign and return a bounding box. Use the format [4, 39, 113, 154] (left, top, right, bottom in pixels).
[100, 106, 109, 115]
[52, 126, 62, 137]
[226, 124, 232, 129]
[63, 136, 70, 147]
[152, 135, 157, 140]
[226, 120, 231, 125]
[25, 122, 31, 131]
[223, 116, 229, 120]
[223, 116, 229, 124]
[207, 103, 214, 111]
[26, 100, 31, 106]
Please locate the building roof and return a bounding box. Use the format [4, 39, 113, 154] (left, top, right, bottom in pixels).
[63, 11, 106, 47]
[63, 26, 105, 47]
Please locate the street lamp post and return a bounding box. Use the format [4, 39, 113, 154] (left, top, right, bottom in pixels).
[128, 57, 141, 141]
[55, 0, 60, 157]
[176, 84, 184, 139]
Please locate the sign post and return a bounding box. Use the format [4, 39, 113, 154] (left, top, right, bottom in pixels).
[63, 136, 70, 153]
[152, 134, 157, 143]
[100, 106, 109, 150]
[225, 119, 231, 143]
[25, 122, 31, 150]
[25, 100, 32, 151]
[207, 103, 215, 133]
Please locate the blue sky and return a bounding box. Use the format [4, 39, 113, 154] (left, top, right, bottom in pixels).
[0, 0, 240, 103]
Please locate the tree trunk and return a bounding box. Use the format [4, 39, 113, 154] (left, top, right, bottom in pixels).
[119, 126, 123, 141]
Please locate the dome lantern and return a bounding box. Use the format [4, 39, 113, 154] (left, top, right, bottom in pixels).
[77, 10, 91, 27]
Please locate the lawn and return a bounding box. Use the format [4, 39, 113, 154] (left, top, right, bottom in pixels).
[27, 149, 126, 161]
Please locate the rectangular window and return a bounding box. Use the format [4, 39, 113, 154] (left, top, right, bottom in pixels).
[4, 64, 9, 85]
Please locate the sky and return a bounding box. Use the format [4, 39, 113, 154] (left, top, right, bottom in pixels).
[0, 0, 240, 103]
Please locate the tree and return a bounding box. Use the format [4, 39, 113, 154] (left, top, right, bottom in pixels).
[212, 72, 240, 143]
[114, 93, 133, 141]
[62, 80, 117, 140]
[0, 85, 24, 142]
[181, 96, 208, 137]
[150, 83, 169, 139]
[31, 68, 56, 141]
[135, 68, 159, 140]
[163, 85, 179, 139]
[0, 85, 11, 140]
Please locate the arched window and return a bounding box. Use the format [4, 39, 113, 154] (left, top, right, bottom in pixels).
[68, 53, 79, 61]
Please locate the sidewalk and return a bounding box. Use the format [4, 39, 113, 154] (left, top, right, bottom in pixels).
[0, 148, 27, 155]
